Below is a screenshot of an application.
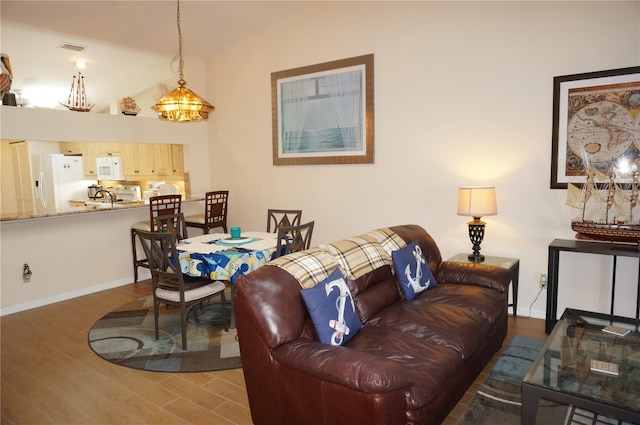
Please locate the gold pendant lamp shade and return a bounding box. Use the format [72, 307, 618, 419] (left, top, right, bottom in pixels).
[153, 79, 214, 122]
[153, 0, 214, 122]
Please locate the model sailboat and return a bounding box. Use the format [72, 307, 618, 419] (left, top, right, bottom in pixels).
[60, 72, 93, 112]
[567, 159, 640, 244]
[120, 97, 141, 116]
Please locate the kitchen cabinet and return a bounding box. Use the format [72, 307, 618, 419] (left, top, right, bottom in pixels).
[153, 144, 173, 176]
[123, 143, 155, 179]
[81, 142, 100, 178]
[171, 144, 185, 176]
[56, 141, 184, 181]
[9, 141, 36, 215]
[98, 143, 122, 158]
[59, 141, 83, 155]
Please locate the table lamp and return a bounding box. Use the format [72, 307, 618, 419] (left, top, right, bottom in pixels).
[457, 186, 497, 262]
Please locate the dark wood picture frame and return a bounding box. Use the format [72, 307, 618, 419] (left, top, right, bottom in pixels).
[271, 54, 374, 165]
[550, 66, 640, 189]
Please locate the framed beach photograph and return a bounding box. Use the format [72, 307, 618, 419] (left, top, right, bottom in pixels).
[550, 66, 640, 189]
[271, 54, 374, 165]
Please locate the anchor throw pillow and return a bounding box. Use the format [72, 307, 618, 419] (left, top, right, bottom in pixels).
[392, 240, 437, 300]
[301, 268, 363, 346]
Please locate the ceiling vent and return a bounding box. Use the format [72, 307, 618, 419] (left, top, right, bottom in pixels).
[57, 42, 86, 52]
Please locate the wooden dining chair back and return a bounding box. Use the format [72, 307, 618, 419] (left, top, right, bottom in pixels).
[131, 194, 182, 282]
[136, 229, 228, 350]
[274, 221, 315, 258]
[154, 212, 189, 242]
[185, 190, 229, 234]
[266, 209, 302, 233]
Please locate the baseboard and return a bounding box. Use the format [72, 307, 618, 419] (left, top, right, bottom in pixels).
[516, 308, 546, 320]
[0, 273, 150, 316]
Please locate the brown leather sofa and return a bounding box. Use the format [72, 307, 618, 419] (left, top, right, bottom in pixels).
[234, 224, 512, 425]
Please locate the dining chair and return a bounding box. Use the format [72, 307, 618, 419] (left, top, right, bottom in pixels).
[136, 229, 228, 350]
[266, 209, 302, 233]
[154, 212, 189, 242]
[274, 221, 315, 258]
[131, 194, 182, 283]
[185, 190, 229, 234]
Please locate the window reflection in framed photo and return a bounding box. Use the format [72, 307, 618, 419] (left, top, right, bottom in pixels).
[271, 54, 374, 166]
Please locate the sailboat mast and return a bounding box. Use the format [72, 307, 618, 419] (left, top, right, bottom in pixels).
[79, 73, 87, 109]
[631, 171, 639, 224]
[606, 166, 615, 224]
[75, 73, 81, 108]
[67, 75, 75, 107]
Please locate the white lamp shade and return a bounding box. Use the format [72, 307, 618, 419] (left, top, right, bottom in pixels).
[457, 186, 498, 217]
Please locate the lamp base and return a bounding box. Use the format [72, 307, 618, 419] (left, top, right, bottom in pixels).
[468, 253, 485, 263]
[467, 218, 486, 264]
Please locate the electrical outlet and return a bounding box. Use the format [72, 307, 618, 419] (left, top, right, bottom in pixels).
[539, 273, 547, 288]
[23, 263, 33, 283]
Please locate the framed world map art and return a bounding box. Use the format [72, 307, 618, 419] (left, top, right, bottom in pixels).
[550, 66, 640, 189]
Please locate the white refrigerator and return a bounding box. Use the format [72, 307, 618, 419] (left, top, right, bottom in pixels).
[32, 154, 97, 213]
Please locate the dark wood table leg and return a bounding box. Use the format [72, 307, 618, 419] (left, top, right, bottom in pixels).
[546, 245, 560, 334]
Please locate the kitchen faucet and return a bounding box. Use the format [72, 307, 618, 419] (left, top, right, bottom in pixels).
[95, 189, 115, 207]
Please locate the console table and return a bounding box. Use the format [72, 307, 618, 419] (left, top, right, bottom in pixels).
[447, 253, 519, 317]
[546, 239, 640, 334]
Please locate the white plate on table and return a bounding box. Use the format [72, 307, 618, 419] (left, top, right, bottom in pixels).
[215, 236, 255, 246]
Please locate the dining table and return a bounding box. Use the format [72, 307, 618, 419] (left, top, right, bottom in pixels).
[177, 231, 279, 328]
[177, 231, 279, 283]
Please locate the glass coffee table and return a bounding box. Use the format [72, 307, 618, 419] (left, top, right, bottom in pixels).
[522, 308, 640, 425]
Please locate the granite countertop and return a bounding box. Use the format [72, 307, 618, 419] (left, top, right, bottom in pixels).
[1, 196, 204, 222]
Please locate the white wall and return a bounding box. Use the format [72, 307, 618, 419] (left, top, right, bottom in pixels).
[206, 1, 640, 319]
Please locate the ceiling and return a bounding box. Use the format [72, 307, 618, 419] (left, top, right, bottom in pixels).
[1, 1, 308, 112]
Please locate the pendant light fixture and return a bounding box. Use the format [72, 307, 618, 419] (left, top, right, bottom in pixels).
[153, 0, 214, 122]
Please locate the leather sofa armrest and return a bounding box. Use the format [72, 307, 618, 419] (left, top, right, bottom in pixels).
[436, 260, 511, 293]
[272, 339, 414, 394]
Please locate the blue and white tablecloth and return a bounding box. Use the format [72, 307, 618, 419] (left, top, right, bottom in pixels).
[177, 231, 277, 283]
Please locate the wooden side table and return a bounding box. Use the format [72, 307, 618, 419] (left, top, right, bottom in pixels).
[447, 253, 520, 317]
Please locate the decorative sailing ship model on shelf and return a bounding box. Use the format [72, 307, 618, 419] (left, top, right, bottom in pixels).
[120, 96, 141, 116]
[567, 159, 640, 245]
[59, 72, 93, 112]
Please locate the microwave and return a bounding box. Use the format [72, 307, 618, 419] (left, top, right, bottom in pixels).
[96, 156, 125, 180]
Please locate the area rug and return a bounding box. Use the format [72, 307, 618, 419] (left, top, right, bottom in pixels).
[456, 335, 635, 425]
[88, 295, 241, 373]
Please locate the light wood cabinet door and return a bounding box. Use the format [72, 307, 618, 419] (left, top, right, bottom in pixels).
[82, 142, 100, 178]
[171, 144, 184, 176]
[98, 143, 122, 158]
[153, 144, 173, 176]
[9, 141, 35, 215]
[137, 144, 155, 177]
[123, 143, 155, 179]
[59, 141, 83, 155]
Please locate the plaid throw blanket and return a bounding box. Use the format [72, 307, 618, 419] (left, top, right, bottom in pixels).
[268, 247, 338, 289]
[364, 228, 406, 254]
[269, 228, 407, 288]
[271, 228, 406, 287]
[323, 236, 392, 280]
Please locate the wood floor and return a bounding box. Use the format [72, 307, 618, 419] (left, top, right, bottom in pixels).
[1, 281, 547, 425]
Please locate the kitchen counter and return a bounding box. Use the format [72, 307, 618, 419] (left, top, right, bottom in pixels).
[1, 196, 204, 222]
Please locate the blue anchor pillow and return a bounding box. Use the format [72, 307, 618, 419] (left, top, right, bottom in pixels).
[301, 268, 363, 346]
[392, 240, 437, 300]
